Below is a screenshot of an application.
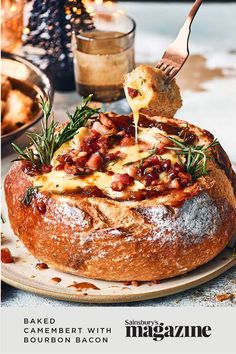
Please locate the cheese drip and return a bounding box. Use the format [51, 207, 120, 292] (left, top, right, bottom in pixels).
[124, 75, 153, 142]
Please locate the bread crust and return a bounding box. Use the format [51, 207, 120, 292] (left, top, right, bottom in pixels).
[4, 115, 236, 281]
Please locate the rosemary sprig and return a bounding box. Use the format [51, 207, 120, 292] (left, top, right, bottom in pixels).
[12, 95, 99, 167]
[21, 186, 42, 206]
[122, 148, 156, 167]
[166, 136, 219, 179]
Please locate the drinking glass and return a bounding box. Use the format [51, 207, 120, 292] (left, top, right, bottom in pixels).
[72, 12, 136, 102]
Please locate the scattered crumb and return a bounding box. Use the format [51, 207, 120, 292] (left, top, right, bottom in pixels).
[67, 282, 100, 291]
[30, 275, 36, 278]
[148, 280, 161, 286]
[35, 262, 49, 270]
[215, 293, 235, 302]
[123, 281, 141, 287]
[51, 277, 62, 284]
[1, 248, 14, 263]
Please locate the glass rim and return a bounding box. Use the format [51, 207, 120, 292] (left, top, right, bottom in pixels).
[72, 12, 136, 42]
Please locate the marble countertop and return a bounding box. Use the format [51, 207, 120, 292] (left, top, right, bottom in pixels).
[2, 2, 236, 307]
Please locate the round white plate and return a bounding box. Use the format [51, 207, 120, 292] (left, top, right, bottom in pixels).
[1, 151, 235, 303]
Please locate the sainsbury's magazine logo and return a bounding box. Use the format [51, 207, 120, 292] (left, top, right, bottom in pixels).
[125, 320, 211, 341]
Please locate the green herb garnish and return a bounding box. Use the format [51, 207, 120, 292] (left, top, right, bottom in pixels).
[12, 95, 99, 167]
[122, 148, 156, 167]
[166, 137, 219, 179]
[1, 213, 6, 223]
[21, 186, 42, 206]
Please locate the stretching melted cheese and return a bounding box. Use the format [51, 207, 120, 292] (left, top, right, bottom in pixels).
[124, 74, 153, 142]
[124, 64, 182, 142]
[32, 126, 181, 197]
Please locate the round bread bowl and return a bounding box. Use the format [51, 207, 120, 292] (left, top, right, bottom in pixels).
[4, 114, 236, 281]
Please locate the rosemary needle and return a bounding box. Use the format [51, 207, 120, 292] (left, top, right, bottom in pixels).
[166, 136, 219, 179]
[12, 95, 99, 167]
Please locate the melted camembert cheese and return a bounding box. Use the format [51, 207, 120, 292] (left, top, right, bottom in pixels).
[32, 126, 181, 197]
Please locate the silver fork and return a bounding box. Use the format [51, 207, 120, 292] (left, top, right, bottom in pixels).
[157, 0, 203, 82]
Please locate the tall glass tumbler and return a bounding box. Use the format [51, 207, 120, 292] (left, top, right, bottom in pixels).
[72, 12, 136, 102]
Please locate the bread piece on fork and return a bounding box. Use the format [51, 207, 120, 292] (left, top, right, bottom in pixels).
[124, 64, 182, 118]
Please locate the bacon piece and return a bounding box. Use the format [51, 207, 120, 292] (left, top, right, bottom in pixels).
[127, 87, 140, 99]
[1, 248, 14, 263]
[55, 163, 65, 171]
[99, 113, 115, 128]
[64, 163, 77, 175]
[41, 164, 52, 173]
[21, 161, 41, 176]
[111, 181, 125, 191]
[127, 165, 138, 178]
[161, 159, 171, 171]
[169, 179, 180, 189]
[86, 152, 103, 171]
[178, 172, 192, 181]
[57, 153, 72, 163]
[155, 133, 172, 148]
[120, 136, 135, 146]
[113, 173, 134, 185]
[91, 121, 111, 135]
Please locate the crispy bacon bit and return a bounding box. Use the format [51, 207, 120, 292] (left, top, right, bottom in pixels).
[55, 163, 65, 171]
[111, 181, 125, 191]
[86, 152, 103, 171]
[35, 262, 49, 270]
[169, 178, 180, 189]
[56, 153, 72, 163]
[127, 165, 138, 178]
[162, 159, 171, 171]
[91, 121, 111, 135]
[78, 151, 88, 158]
[99, 113, 115, 128]
[184, 133, 196, 145]
[64, 163, 77, 175]
[21, 161, 41, 176]
[1, 248, 14, 263]
[35, 199, 47, 213]
[41, 164, 52, 173]
[120, 136, 135, 146]
[105, 152, 120, 162]
[113, 173, 134, 185]
[144, 169, 159, 187]
[157, 122, 181, 135]
[127, 87, 140, 99]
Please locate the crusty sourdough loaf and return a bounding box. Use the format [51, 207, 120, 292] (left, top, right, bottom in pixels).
[4, 114, 236, 281]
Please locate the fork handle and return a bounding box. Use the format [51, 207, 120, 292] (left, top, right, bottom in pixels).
[185, 0, 203, 28]
[174, 0, 203, 53]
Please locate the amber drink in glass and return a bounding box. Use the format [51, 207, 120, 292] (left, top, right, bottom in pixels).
[72, 12, 136, 102]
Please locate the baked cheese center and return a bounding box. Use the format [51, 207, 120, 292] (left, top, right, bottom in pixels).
[32, 126, 181, 198]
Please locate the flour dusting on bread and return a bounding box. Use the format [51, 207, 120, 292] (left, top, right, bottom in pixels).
[137, 192, 221, 245]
